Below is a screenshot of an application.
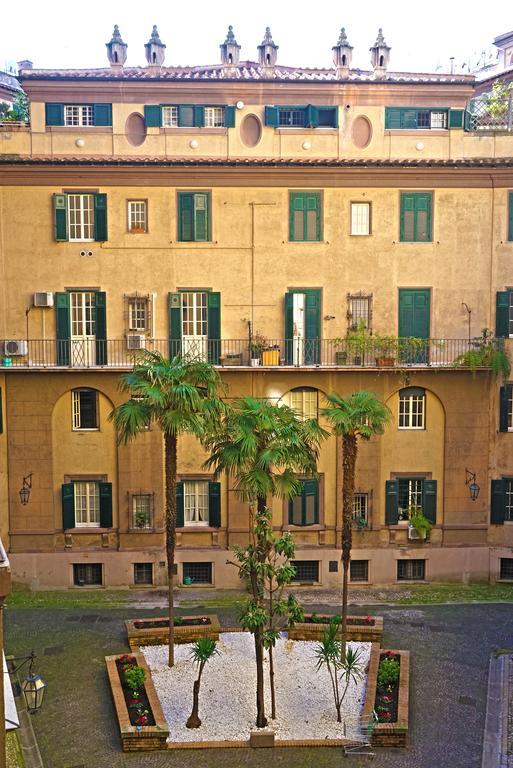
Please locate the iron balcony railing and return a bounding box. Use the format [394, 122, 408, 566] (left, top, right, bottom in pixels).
[467, 96, 513, 132]
[0, 337, 504, 370]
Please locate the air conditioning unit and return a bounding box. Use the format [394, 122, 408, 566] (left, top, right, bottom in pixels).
[126, 334, 146, 351]
[33, 292, 54, 308]
[4, 340, 28, 356]
[407, 525, 421, 540]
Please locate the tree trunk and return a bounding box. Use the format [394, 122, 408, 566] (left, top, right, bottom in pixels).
[165, 433, 177, 668]
[341, 433, 357, 659]
[186, 678, 202, 728]
[254, 495, 268, 728]
[269, 644, 276, 720]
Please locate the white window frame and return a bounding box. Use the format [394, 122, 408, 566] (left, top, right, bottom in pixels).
[350, 202, 371, 236]
[204, 107, 225, 128]
[74, 481, 100, 527]
[72, 389, 98, 431]
[184, 480, 209, 526]
[398, 390, 426, 430]
[64, 105, 94, 127]
[67, 194, 94, 242]
[352, 493, 368, 523]
[131, 494, 153, 529]
[128, 200, 147, 232]
[429, 111, 448, 129]
[162, 106, 178, 127]
[289, 388, 318, 421]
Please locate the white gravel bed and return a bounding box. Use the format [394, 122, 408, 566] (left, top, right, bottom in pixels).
[142, 632, 370, 743]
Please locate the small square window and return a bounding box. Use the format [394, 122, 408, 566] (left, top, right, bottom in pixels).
[350, 560, 369, 582]
[204, 107, 225, 128]
[162, 106, 178, 127]
[350, 203, 371, 236]
[500, 558, 513, 580]
[397, 559, 425, 581]
[279, 109, 306, 127]
[291, 560, 319, 583]
[73, 563, 102, 586]
[183, 562, 212, 585]
[132, 494, 153, 529]
[64, 105, 94, 127]
[128, 201, 147, 233]
[329, 560, 338, 573]
[72, 388, 98, 430]
[134, 562, 153, 585]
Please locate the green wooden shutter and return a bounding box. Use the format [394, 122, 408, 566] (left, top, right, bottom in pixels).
[94, 193, 108, 241]
[193, 105, 205, 127]
[422, 480, 437, 524]
[208, 482, 221, 527]
[402, 110, 418, 129]
[305, 290, 321, 364]
[499, 386, 510, 432]
[289, 192, 305, 241]
[99, 482, 113, 528]
[464, 110, 471, 131]
[385, 480, 399, 524]
[95, 291, 107, 365]
[508, 192, 513, 242]
[385, 107, 402, 129]
[168, 292, 182, 357]
[415, 193, 432, 242]
[224, 106, 235, 128]
[45, 103, 64, 126]
[178, 105, 194, 127]
[93, 104, 112, 126]
[144, 105, 162, 127]
[306, 105, 319, 127]
[193, 193, 210, 242]
[176, 482, 184, 527]
[306, 193, 321, 241]
[449, 109, 464, 128]
[55, 292, 71, 366]
[330, 107, 339, 129]
[285, 292, 294, 364]
[491, 479, 506, 524]
[265, 106, 279, 127]
[62, 483, 75, 529]
[178, 193, 194, 241]
[207, 292, 221, 364]
[53, 193, 68, 241]
[400, 193, 415, 242]
[303, 479, 319, 524]
[0, 387, 3, 434]
[496, 292, 510, 338]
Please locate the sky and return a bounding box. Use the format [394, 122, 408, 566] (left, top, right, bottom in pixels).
[1, 0, 512, 75]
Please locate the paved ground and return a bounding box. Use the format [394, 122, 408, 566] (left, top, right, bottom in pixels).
[4, 599, 513, 768]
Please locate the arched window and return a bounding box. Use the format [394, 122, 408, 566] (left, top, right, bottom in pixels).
[398, 387, 425, 430]
[288, 387, 318, 421]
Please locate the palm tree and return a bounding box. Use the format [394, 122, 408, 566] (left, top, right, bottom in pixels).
[186, 637, 219, 729]
[321, 391, 391, 656]
[110, 351, 222, 667]
[204, 396, 327, 727]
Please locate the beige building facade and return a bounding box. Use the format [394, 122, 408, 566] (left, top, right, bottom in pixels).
[0, 25, 513, 589]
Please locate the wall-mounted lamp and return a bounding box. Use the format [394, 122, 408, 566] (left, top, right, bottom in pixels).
[19, 473, 33, 505]
[465, 469, 480, 501]
[8, 651, 46, 713]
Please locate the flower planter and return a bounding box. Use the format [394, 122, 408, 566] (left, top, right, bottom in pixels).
[288, 614, 383, 643]
[335, 351, 348, 365]
[376, 356, 395, 367]
[362, 645, 410, 748]
[222, 353, 242, 366]
[125, 614, 220, 649]
[106, 652, 169, 751]
[261, 349, 280, 366]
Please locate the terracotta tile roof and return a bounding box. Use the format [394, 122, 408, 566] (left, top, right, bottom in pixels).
[0, 71, 22, 94]
[19, 62, 475, 85]
[1, 155, 511, 168]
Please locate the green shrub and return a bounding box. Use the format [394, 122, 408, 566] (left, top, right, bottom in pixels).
[124, 665, 146, 692]
[377, 657, 400, 689]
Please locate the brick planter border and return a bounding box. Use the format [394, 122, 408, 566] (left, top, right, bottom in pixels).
[106, 651, 169, 751]
[362, 644, 410, 748]
[125, 614, 221, 649]
[288, 615, 383, 644]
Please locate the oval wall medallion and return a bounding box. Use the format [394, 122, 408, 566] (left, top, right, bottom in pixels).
[240, 114, 262, 148]
[352, 115, 372, 149]
[125, 112, 147, 147]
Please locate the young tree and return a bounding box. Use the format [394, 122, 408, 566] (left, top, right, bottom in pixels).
[110, 351, 222, 667]
[321, 391, 391, 656]
[204, 396, 326, 727]
[186, 637, 219, 729]
[314, 619, 364, 723]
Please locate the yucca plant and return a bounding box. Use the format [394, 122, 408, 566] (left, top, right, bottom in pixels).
[314, 619, 364, 723]
[186, 637, 219, 729]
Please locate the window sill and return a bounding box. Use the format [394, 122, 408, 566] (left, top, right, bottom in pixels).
[288, 240, 327, 245]
[161, 127, 227, 135]
[284, 524, 324, 531]
[71, 584, 105, 589]
[66, 527, 113, 533]
[396, 579, 427, 584]
[128, 527, 157, 533]
[47, 126, 113, 133]
[276, 128, 338, 134]
[178, 526, 220, 532]
[385, 129, 448, 136]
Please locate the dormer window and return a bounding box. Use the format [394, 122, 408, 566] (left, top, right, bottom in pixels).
[265, 105, 338, 129]
[385, 107, 449, 130]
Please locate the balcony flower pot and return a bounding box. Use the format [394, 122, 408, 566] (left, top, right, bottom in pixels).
[223, 353, 242, 366]
[250, 358, 260, 367]
[335, 351, 348, 365]
[129, 227, 146, 234]
[376, 356, 395, 367]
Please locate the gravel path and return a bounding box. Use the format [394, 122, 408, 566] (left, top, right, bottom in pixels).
[142, 633, 370, 743]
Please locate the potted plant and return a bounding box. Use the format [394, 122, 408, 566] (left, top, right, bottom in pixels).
[135, 510, 150, 529]
[353, 515, 368, 531]
[454, 328, 511, 380]
[249, 331, 268, 366]
[373, 333, 397, 367]
[409, 509, 432, 540]
[338, 320, 371, 366]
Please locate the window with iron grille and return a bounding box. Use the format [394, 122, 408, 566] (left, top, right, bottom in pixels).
[350, 560, 369, 582]
[72, 388, 98, 430]
[399, 388, 426, 429]
[128, 200, 148, 233]
[397, 559, 425, 581]
[183, 562, 213, 584]
[131, 494, 153, 529]
[289, 388, 318, 421]
[347, 293, 372, 331]
[127, 296, 150, 332]
[73, 563, 103, 585]
[352, 493, 368, 523]
[134, 562, 153, 585]
[291, 560, 319, 582]
[350, 203, 371, 236]
[398, 477, 424, 521]
[64, 105, 94, 127]
[500, 558, 513, 580]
